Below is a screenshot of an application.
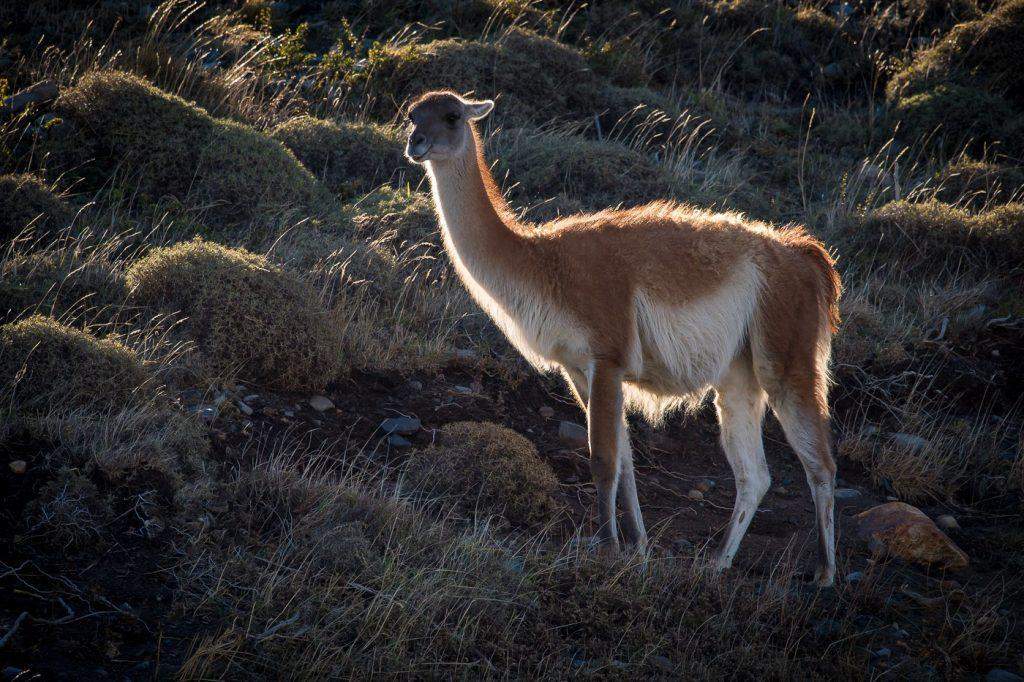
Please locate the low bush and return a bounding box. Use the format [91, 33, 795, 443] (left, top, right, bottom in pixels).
[849, 200, 1024, 276]
[0, 314, 148, 415]
[0, 173, 74, 240]
[271, 115, 406, 198]
[126, 238, 345, 390]
[408, 421, 559, 528]
[47, 71, 338, 231]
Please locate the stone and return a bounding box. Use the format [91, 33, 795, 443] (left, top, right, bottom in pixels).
[846, 570, 865, 583]
[695, 479, 715, 493]
[408, 380, 424, 391]
[649, 655, 674, 673]
[539, 405, 555, 419]
[380, 416, 421, 435]
[308, 395, 334, 412]
[672, 538, 694, 553]
[1, 80, 58, 115]
[237, 401, 254, 416]
[451, 348, 478, 364]
[936, 514, 959, 531]
[8, 460, 27, 474]
[197, 405, 218, 423]
[855, 502, 968, 570]
[388, 434, 412, 448]
[687, 489, 704, 502]
[888, 433, 927, 454]
[772, 485, 788, 496]
[986, 670, 1024, 682]
[558, 421, 588, 449]
[835, 488, 861, 501]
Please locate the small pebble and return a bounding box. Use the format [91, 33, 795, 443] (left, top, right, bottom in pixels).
[687, 489, 704, 502]
[9, 460, 27, 475]
[834, 488, 860, 501]
[987, 669, 1024, 682]
[408, 379, 424, 391]
[846, 570, 865, 583]
[936, 514, 959, 531]
[695, 479, 715, 493]
[308, 395, 334, 412]
[772, 485, 788, 496]
[237, 401, 254, 416]
[874, 647, 892, 658]
[539, 405, 555, 418]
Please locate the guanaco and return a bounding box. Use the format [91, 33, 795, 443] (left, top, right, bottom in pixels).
[405, 91, 842, 586]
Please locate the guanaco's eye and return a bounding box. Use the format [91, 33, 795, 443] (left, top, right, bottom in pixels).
[444, 112, 460, 125]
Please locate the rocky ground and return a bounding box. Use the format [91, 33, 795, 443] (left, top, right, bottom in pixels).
[1, 0, 1023, 679]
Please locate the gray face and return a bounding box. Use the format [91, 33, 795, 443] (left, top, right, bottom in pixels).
[405, 92, 494, 164]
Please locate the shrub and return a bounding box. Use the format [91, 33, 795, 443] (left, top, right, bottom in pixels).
[126, 238, 345, 390]
[491, 128, 686, 216]
[47, 71, 338, 231]
[271, 115, 406, 197]
[354, 27, 600, 126]
[408, 421, 559, 527]
[934, 158, 1024, 208]
[0, 173, 74, 240]
[891, 84, 1013, 152]
[887, 0, 1024, 153]
[850, 200, 1024, 276]
[0, 315, 149, 415]
[0, 250, 127, 325]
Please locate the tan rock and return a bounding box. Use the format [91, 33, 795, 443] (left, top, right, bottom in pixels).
[855, 502, 968, 570]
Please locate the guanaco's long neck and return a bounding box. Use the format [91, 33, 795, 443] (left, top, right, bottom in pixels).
[425, 126, 530, 294]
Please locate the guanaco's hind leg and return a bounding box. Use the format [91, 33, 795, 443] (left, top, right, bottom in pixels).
[563, 366, 646, 551]
[712, 353, 770, 572]
[771, 396, 837, 586]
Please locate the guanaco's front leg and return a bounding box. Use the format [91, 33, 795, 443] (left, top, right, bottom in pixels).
[587, 361, 625, 552]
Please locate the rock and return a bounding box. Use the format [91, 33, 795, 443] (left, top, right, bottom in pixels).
[695, 479, 715, 493]
[936, 514, 959, 531]
[846, 570, 865, 583]
[855, 502, 968, 570]
[452, 385, 473, 395]
[873, 647, 892, 658]
[672, 538, 694, 553]
[822, 62, 843, 78]
[408, 379, 424, 391]
[451, 348, 478, 364]
[2, 80, 58, 115]
[8, 460, 26, 475]
[772, 485, 788, 496]
[283, 410, 295, 418]
[558, 421, 588, 449]
[237, 401, 254, 416]
[308, 395, 334, 412]
[888, 433, 928, 454]
[860, 424, 881, 437]
[986, 669, 1024, 682]
[388, 434, 412, 448]
[687, 489, 704, 502]
[380, 416, 421, 435]
[649, 655, 674, 673]
[197, 405, 218, 423]
[539, 405, 555, 419]
[835, 488, 861, 501]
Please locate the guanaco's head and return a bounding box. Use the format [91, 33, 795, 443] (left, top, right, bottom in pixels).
[405, 90, 494, 164]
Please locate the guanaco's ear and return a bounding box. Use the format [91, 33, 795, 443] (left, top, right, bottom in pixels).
[464, 98, 494, 120]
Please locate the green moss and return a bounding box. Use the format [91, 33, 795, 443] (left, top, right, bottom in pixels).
[0, 173, 74, 240]
[126, 238, 345, 390]
[408, 421, 560, 528]
[0, 315, 148, 414]
[271, 115, 406, 198]
[47, 71, 338, 231]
